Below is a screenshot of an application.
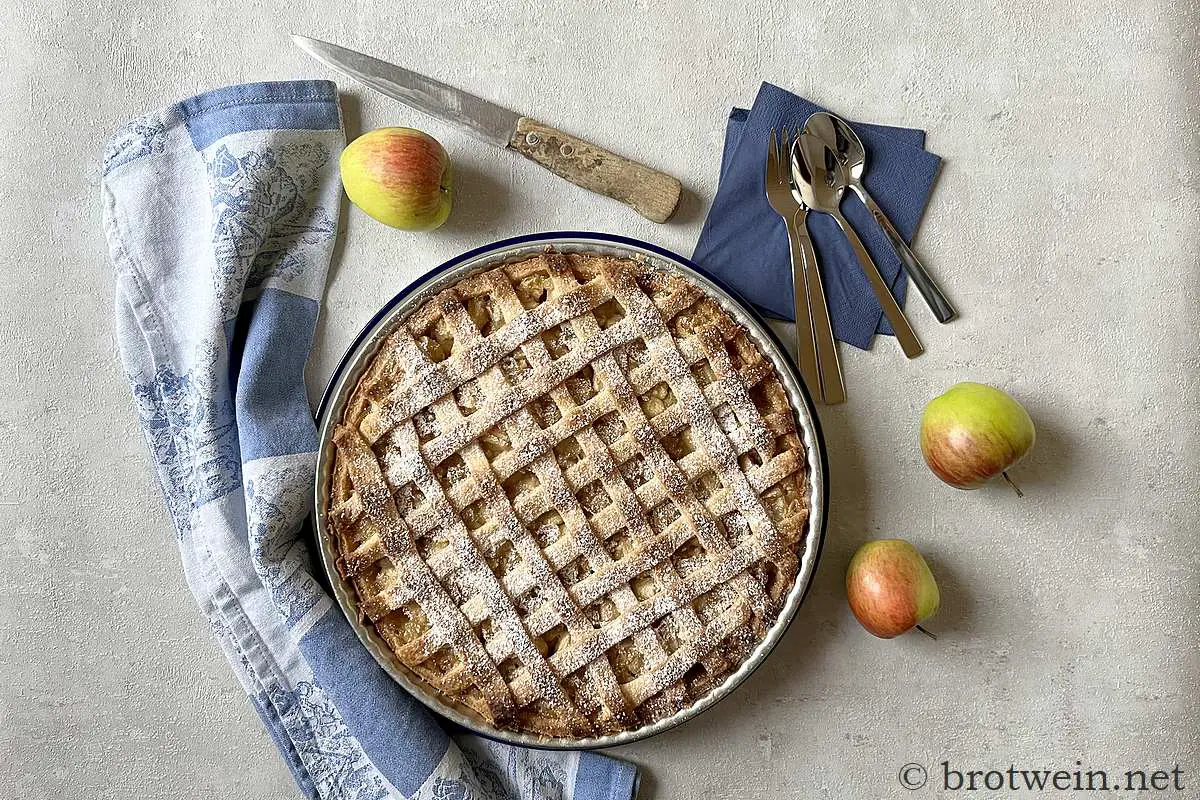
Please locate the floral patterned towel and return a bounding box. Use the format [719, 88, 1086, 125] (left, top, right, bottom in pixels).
[101, 80, 637, 800]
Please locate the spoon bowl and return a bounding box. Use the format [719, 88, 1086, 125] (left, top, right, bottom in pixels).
[805, 112, 865, 185]
[791, 130, 844, 215]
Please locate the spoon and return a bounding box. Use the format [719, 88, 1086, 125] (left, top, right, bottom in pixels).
[804, 112, 956, 323]
[792, 131, 924, 358]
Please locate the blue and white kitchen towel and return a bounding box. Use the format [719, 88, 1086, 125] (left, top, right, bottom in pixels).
[101, 80, 637, 800]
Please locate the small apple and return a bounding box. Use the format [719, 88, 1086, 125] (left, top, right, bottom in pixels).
[846, 539, 939, 639]
[340, 127, 452, 231]
[920, 382, 1035, 495]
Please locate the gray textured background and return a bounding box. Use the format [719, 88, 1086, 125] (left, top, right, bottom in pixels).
[3, 1, 1198, 797]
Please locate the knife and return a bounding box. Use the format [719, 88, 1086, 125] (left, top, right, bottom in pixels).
[293, 35, 682, 223]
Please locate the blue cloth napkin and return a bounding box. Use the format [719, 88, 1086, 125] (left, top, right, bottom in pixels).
[693, 82, 942, 350]
[102, 80, 637, 800]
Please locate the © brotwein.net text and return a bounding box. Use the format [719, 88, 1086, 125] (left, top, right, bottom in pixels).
[941, 761, 1185, 792]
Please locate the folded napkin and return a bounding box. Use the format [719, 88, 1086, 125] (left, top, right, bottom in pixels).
[102, 80, 636, 800]
[693, 82, 942, 350]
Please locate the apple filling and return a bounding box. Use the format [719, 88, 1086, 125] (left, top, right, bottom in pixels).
[553, 435, 584, 469]
[762, 479, 801, 524]
[578, 480, 612, 514]
[713, 403, 738, 434]
[649, 501, 682, 534]
[413, 407, 440, 442]
[671, 299, 723, 337]
[515, 271, 553, 309]
[737, 449, 763, 472]
[502, 468, 541, 502]
[485, 540, 520, 579]
[531, 395, 562, 428]
[639, 382, 676, 418]
[604, 532, 635, 560]
[694, 471, 723, 502]
[594, 411, 627, 444]
[661, 426, 696, 460]
[620, 454, 653, 491]
[609, 637, 644, 683]
[541, 323, 577, 359]
[499, 350, 532, 383]
[358, 556, 398, 594]
[559, 556, 593, 584]
[393, 483, 425, 517]
[531, 510, 566, 547]
[467, 294, 504, 336]
[671, 537, 706, 576]
[630, 575, 659, 601]
[480, 426, 512, 458]
[691, 360, 717, 387]
[461, 500, 488, 531]
[535, 624, 571, 658]
[721, 511, 751, 543]
[594, 298, 626, 329]
[453, 384, 478, 416]
[415, 534, 450, 560]
[566, 365, 601, 404]
[671, 308, 700, 336]
[623, 338, 651, 368]
[429, 648, 461, 674]
[435, 454, 469, 489]
[585, 597, 620, 627]
[377, 601, 430, 645]
[417, 317, 455, 362]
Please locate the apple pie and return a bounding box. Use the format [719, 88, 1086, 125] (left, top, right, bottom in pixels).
[326, 249, 811, 738]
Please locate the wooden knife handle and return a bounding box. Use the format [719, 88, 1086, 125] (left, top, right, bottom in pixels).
[508, 117, 682, 223]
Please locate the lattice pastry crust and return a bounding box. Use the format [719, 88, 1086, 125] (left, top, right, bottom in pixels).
[327, 250, 810, 738]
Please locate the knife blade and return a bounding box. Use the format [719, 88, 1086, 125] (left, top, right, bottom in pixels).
[294, 35, 682, 223]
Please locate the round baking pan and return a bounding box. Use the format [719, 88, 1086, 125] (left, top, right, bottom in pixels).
[314, 231, 828, 749]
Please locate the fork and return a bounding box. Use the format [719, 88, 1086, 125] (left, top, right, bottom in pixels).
[764, 128, 845, 405]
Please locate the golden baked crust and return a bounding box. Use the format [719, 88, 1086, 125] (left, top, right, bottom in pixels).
[327, 249, 810, 738]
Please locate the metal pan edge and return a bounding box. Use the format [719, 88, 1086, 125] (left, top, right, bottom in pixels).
[313, 231, 828, 751]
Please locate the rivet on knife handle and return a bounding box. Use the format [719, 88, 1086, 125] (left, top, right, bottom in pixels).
[509, 117, 682, 223]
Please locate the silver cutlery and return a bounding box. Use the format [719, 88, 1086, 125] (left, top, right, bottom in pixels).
[804, 112, 956, 323]
[765, 129, 845, 405]
[765, 128, 821, 402]
[786, 136, 845, 405]
[293, 35, 682, 222]
[793, 130, 924, 359]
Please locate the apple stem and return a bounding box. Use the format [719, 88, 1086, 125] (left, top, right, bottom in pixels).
[1001, 471, 1024, 497]
[915, 625, 938, 640]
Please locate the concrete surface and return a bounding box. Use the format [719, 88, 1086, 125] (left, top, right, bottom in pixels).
[2, 1, 1198, 797]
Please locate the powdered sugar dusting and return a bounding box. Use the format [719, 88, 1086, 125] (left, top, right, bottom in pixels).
[328, 250, 810, 737]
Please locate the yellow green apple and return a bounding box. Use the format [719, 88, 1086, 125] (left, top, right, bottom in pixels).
[340, 127, 452, 231]
[846, 539, 939, 639]
[920, 382, 1035, 495]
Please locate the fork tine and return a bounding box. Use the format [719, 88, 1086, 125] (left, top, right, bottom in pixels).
[784, 127, 799, 186]
[766, 128, 778, 185]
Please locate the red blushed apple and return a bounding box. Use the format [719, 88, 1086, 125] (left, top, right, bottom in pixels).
[340, 127, 452, 231]
[920, 382, 1036, 495]
[846, 539, 939, 639]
